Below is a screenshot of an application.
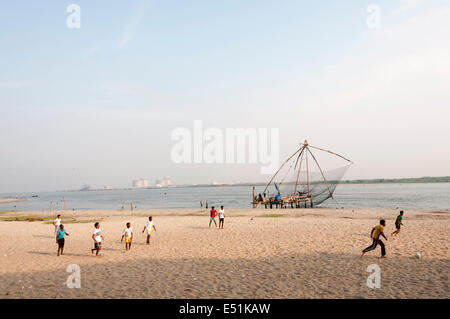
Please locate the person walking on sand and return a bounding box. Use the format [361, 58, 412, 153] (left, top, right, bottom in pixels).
[209, 206, 218, 228]
[53, 214, 62, 236]
[142, 216, 156, 245]
[362, 219, 388, 258]
[91, 222, 104, 256]
[391, 211, 404, 237]
[56, 224, 69, 256]
[218, 206, 225, 229]
[121, 222, 133, 251]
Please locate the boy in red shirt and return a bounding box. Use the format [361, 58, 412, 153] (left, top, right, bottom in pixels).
[209, 206, 218, 228]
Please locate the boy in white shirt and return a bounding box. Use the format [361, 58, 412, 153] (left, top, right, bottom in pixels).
[142, 216, 156, 245]
[219, 206, 225, 229]
[53, 214, 62, 236]
[91, 222, 104, 256]
[121, 222, 133, 251]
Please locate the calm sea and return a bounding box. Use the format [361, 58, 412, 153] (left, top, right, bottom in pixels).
[0, 183, 449, 211]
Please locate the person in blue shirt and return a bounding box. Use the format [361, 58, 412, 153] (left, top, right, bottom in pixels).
[274, 183, 281, 202]
[56, 224, 70, 256]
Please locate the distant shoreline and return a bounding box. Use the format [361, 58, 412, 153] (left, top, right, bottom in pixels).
[0, 198, 26, 204]
[62, 180, 450, 192]
[1, 177, 449, 195]
[338, 176, 450, 184]
[175, 177, 450, 188]
[81, 176, 450, 191]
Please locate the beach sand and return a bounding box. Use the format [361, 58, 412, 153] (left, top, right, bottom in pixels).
[0, 208, 448, 299]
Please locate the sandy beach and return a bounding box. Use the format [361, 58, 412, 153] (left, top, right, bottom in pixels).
[0, 208, 448, 299]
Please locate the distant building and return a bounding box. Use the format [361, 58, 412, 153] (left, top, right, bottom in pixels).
[155, 178, 171, 188]
[132, 178, 149, 188]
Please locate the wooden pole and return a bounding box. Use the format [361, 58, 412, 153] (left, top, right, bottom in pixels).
[294, 144, 304, 170]
[252, 186, 256, 208]
[305, 146, 310, 197]
[308, 145, 353, 164]
[293, 146, 306, 196]
[262, 145, 303, 194]
[306, 147, 334, 199]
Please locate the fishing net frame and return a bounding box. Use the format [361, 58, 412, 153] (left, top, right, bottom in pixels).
[252, 140, 353, 208]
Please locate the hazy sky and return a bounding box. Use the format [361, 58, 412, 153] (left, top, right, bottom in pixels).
[1, 0, 449, 193]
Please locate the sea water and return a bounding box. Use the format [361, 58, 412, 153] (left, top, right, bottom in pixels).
[0, 183, 449, 211]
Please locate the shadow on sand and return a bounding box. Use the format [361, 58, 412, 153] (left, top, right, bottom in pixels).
[2, 251, 448, 299]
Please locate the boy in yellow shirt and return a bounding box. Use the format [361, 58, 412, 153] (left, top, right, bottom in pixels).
[361, 219, 388, 258]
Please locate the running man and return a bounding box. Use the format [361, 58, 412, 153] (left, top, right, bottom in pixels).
[362, 219, 388, 258]
[209, 206, 218, 228]
[391, 210, 404, 237]
[121, 222, 133, 251]
[142, 216, 156, 245]
[53, 214, 62, 236]
[56, 224, 69, 256]
[91, 222, 104, 256]
[218, 206, 225, 229]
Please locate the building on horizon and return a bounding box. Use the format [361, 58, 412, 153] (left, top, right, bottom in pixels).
[155, 178, 171, 188]
[132, 178, 149, 188]
[80, 184, 91, 191]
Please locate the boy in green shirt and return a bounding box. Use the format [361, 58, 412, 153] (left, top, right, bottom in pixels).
[391, 210, 404, 237]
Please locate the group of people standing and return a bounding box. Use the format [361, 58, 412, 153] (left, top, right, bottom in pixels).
[209, 205, 225, 229]
[52, 215, 157, 256]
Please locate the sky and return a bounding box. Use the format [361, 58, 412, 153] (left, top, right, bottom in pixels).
[0, 0, 449, 193]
